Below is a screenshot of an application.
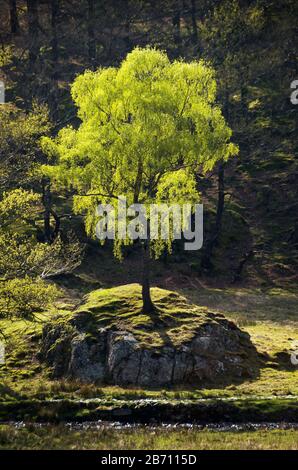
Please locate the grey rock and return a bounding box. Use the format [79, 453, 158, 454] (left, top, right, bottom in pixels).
[39, 314, 258, 386]
[39, 323, 75, 377]
[67, 332, 107, 382]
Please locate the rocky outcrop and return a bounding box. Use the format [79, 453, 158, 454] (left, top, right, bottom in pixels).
[39, 310, 258, 387]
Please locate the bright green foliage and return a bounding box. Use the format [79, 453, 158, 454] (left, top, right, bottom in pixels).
[42, 47, 238, 257]
[0, 189, 44, 279]
[0, 277, 58, 319]
[0, 45, 13, 67]
[0, 189, 82, 280]
[0, 232, 81, 282]
[156, 169, 199, 206]
[0, 189, 40, 231]
[153, 169, 201, 256]
[27, 233, 83, 279]
[0, 189, 75, 319]
[0, 103, 51, 192]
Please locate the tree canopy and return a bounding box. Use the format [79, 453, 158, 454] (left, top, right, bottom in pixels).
[42, 47, 238, 250]
[42, 47, 238, 311]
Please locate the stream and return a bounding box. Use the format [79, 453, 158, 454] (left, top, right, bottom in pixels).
[4, 421, 298, 432]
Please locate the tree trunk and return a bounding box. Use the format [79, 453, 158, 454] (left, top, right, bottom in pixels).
[41, 179, 61, 243]
[27, 0, 39, 64]
[172, 7, 181, 54]
[201, 91, 230, 270]
[201, 163, 225, 270]
[232, 249, 254, 284]
[87, 0, 96, 65]
[9, 0, 20, 34]
[50, 208, 61, 240]
[42, 179, 52, 243]
[49, 0, 59, 117]
[141, 242, 154, 314]
[51, 0, 59, 65]
[190, 0, 198, 44]
[215, 162, 225, 233]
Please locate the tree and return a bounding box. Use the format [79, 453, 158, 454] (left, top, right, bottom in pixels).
[42, 47, 238, 312]
[51, 0, 59, 66]
[0, 102, 58, 241]
[0, 102, 51, 194]
[0, 188, 83, 319]
[172, 4, 181, 53]
[0, 189, 57, 320]
[0, 102, 84, 320]
[87, 0, 96, 65]
[26, 0, 39, 65]
[190, 0, 198, 45]
[9, 0, 20, 35]
[199, 0, 264, 270]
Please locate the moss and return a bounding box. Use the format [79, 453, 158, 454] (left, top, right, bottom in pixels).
[0, 285, 297, 403]
[73, 283, 216, 348]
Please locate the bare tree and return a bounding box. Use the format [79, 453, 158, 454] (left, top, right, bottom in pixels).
[26, 0, 39, 64]
[87, 0, 96, 65]
[9, 0, 20, 34]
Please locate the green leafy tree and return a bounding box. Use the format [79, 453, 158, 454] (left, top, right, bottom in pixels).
[0, 189, 83, 319]
[0, 100, 84, 321]
[42, 47, 238, 312]
[0, 103, 51, 193]
[0, 102, 63, 243]
[0, 277, 58, 320]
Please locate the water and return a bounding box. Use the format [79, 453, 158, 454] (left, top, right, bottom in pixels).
[5, 421, 298, 432]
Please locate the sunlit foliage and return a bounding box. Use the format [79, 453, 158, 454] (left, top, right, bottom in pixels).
[42, 47, 238, 258]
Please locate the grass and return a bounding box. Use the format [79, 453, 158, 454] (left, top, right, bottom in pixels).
[181, 285, 298, 324]
[0, 424, 297, 449]
[74, 283, 225, 348]
[0, 284, 297, 403]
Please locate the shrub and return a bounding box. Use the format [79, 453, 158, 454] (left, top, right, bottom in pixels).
[0, 277, 59, 319]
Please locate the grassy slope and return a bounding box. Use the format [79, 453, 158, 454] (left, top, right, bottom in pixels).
[74, 283, 233, 348]
[0, 283, 297, 402]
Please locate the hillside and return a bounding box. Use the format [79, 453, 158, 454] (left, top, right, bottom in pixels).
[0, 0, 297, 287]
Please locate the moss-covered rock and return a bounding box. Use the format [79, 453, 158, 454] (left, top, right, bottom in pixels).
[39, 284, 259, 387]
